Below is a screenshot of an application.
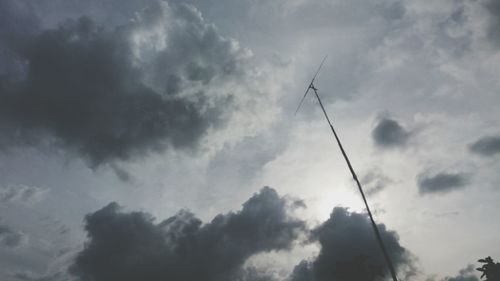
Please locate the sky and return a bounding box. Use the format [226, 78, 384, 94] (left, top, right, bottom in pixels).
[0, 0, 499, 280]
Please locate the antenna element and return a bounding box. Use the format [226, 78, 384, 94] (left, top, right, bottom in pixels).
[296, 57, 400, 281]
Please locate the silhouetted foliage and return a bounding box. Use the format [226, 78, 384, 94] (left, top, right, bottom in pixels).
[476, 257, 500, 281]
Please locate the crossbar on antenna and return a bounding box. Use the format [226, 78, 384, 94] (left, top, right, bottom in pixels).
[294, 55, 327, 115]
[296, 58, 400, 281]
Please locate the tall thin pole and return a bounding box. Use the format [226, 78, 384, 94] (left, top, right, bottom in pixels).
[308, 84, 399, 281]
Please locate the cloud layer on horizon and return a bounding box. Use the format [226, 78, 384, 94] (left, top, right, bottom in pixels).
[441, 264, 479, 281]
[63, 188, 417, 281]
[70, 187, 305, 281]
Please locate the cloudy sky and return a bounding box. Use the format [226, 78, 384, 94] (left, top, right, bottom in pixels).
[1, 0, 499, 280]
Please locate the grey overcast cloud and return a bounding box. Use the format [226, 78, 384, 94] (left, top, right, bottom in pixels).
[0, 0, 499, 280]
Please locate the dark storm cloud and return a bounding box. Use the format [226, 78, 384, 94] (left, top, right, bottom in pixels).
[289, 207, 416, 281]
[372, 117, 410, 148]
[0, 1, 244, 166]
[468, 135, 500, 157]
[0, 0, 37, 39]
[0, 0, 39, 77]
[417, 171, 469, 195]
[70, 187, 305, 281]
[0, 224, 27, 248]
[443, 265, 479, 281]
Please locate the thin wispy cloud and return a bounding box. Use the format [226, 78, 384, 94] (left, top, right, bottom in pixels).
[0, 184, 49, 204]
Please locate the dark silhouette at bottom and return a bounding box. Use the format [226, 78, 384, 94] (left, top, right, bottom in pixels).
[477, 257, 500, 281]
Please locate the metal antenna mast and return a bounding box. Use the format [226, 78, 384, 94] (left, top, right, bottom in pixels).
[296, 57, 400, 281]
